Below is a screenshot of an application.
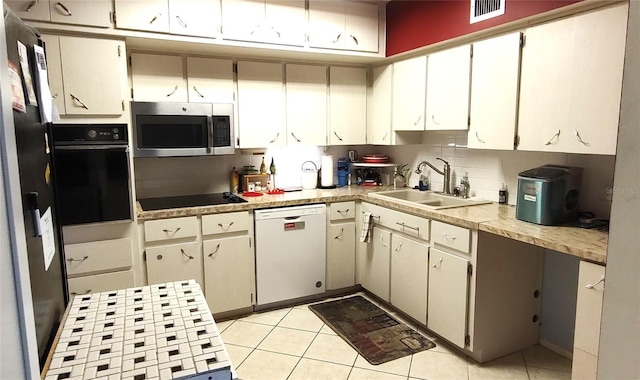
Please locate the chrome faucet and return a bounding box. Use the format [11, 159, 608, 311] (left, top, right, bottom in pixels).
[415, 158, 451, 194]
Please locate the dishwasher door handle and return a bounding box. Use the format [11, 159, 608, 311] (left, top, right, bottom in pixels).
[284, 216, 302, 221]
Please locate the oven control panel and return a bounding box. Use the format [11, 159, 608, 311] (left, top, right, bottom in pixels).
[52, 123, 128, 145]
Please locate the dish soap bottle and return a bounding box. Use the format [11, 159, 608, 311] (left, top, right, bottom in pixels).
[499, 183, 508, 204]
[259, 156, 266, 174]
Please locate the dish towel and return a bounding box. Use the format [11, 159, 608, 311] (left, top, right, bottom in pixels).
[360, 212, 374, 243]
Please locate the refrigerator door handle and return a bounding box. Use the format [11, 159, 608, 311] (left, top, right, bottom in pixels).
[27, 192, 42, 237]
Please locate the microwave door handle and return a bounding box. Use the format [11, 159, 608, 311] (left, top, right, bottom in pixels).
[207, 117, 213, 153]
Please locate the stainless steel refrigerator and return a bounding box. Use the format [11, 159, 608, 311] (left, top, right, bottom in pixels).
[3, 4, 68, 369]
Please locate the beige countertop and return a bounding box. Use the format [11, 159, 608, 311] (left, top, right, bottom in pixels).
[136, 186, 607, 264]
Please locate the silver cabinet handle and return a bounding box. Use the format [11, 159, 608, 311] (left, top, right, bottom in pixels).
[181, 248, 194, 260]
[475, 131, 486, 143]
[217, 222, 234, 231]
[162, 227, 181, 235]
[333, 131, 343, 141]
[431, 257, 443, 268]
[332, 33, 342, 44]
[269, 132, 280, 144]
[67, 256, 88, 262]
[442, 232, 457, 241]
[574, 129, 591, 146]
[291, 132, 301, 142]
[192, 86, 204, 98]
[396, 222, 419, 234]
[431, 114, 440, 126]
[545, 129, 561, 145]
[70, 289, 92, 296]
[55, 2, 72, 16]
[25, 1, 39, 12]
[349, 34, 358, 45]
[414, 115, 422, 126]
[52, 93, 58, 99]
[70, 94, 88, 109]
[175, 15, 187, 28]
[586, 275, 605, 289]
[208, 244, 220, 258]
[379, 234, 388, 247]
[334, 228, 344, 240]
[149, 12, 162, 24]
[250, 23, 260, 35]
[271, 26, 281, 38]
[337, 209, 350, 216]
[382, 132, 389, 141]
[166, 85, 179, 97]
[394, 242, 403, 252]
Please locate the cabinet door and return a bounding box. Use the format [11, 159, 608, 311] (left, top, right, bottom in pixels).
[220, 0, 266, 42]
[203, 236, 253, 314]
[360, 227, 391, 301]
[367, 65, 392, 145]
[237, 61, 285, 148]
[518, 4, 627, 154]
[425, 44, 471, 131]
[50, 0, 112, 27]
[265, 0, 306, 46]
[574, 261, 605, 356]
[59, 37, 124, 115]
[169, 0, 220, 38]
[115, 0, 169, 32]
[40, 35, 66, 116]
[392, 55, 426, 131]
[469, 32, 521, 150]
[286, 64, 327, 146]
[327, 222, 356, 290]
[329, 66, 366, 145]
[146, 242, 203, 287]
[344, 1, 378, 52]
[6, 1, 51, 21]
[428, 247, 470, 348]
[308, 1, 345, 50]
[131, 53, 187, 102]
[390, 234, 428, 325]
[186, 57, 234, 103]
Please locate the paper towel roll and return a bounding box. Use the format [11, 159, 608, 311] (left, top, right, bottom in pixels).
[321, 155, 334, 187]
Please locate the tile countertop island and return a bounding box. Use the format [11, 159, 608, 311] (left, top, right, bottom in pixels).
[136, 186, 608, 265]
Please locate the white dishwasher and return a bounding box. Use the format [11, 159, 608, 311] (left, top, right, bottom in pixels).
[254, 204, 326, 306]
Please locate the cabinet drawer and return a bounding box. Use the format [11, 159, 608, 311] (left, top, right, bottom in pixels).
[330, 201, 356, 221]
[202, 211, 250, 236]
[574, 261, 605, 356]
[68, 270, 134, 297]
[387, 209, 430, 241]
[65, 238, 132, 277]
[144, 216, 198, 242]
[431, 221, 471, 254]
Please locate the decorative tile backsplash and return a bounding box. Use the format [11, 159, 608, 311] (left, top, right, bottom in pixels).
[134, 132, 615, 218]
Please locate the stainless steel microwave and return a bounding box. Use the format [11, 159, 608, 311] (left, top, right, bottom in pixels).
[132, 101, 235, 157]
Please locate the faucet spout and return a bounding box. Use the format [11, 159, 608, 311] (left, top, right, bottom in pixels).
[415, 158, 451, 194]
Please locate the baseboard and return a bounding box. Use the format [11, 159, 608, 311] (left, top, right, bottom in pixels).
[540, 338, 574, 360]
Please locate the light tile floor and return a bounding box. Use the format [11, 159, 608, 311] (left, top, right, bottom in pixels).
[217, 293, 573, 380]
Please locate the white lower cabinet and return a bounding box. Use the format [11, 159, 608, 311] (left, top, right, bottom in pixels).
[390, 234, 428, 325]
[68, 270, 135, 296]
[427, 247, 470, 348]
[327, 223, 356, 290]
[360, 227, 391, 301]
[145, 241, 204, 286]
[203, 236, 253, 314]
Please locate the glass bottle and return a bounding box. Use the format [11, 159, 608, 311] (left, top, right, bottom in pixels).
[259, 157, 266, 174]
[269, 157, 276, 175]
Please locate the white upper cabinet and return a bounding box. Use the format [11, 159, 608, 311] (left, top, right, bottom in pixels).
[286, 64, 328, 146]
[237, 61, 285, 148]
[130, 53, 187, 102]
[115, 0, 169, 33]
[425, 44, 471, 131]
[221, 0, 306, 46]
[329, 66, 367, 145]
[7, 0, 112, 27]
[468, 32, 521, 150]
[367, 65, 392, 145]
[43, 36, 124, 116]
[168, 0, 220, 38]
[308, 0, 379, 53]
[518, 4, 627, 155]
[186, 57, 234, 103]
[392, 55, 427, 131]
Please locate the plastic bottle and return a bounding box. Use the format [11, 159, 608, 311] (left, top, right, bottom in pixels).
[499, 183, 508, 204]
[259, 157, 266, 174]
[231, 167, 239, 193]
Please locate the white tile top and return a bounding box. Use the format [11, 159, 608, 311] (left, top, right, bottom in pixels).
[44, 280, 234, 380]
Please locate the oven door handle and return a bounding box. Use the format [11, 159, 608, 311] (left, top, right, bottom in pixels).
[54, 145, 129, 151]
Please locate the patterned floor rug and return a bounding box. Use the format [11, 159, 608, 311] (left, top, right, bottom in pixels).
[309, 295, 435, 365]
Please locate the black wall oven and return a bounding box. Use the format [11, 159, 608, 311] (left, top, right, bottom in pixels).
[51, 123, 132, 226]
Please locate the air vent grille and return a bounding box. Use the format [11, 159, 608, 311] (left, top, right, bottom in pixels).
[470, 0, 506, 24]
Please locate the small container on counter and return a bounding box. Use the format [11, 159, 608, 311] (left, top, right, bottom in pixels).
[248, 182, 255, 192]
[499, 183, 508, 204]
[255, 181, 262, 191]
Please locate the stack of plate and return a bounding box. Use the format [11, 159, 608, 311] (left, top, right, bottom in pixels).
[361, 154, 389, 164]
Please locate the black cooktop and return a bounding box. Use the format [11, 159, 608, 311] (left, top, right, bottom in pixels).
[138, 193, 247, 211]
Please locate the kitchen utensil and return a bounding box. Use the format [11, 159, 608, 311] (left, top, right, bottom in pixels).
[301, 161, 318, 189]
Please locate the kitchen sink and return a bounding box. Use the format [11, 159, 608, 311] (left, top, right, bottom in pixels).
[368, 189, 492, 210]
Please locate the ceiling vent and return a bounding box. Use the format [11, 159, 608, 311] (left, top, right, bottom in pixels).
[470, 0, 506, 24]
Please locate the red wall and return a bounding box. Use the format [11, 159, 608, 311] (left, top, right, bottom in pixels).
[386, 0, 581, 56]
